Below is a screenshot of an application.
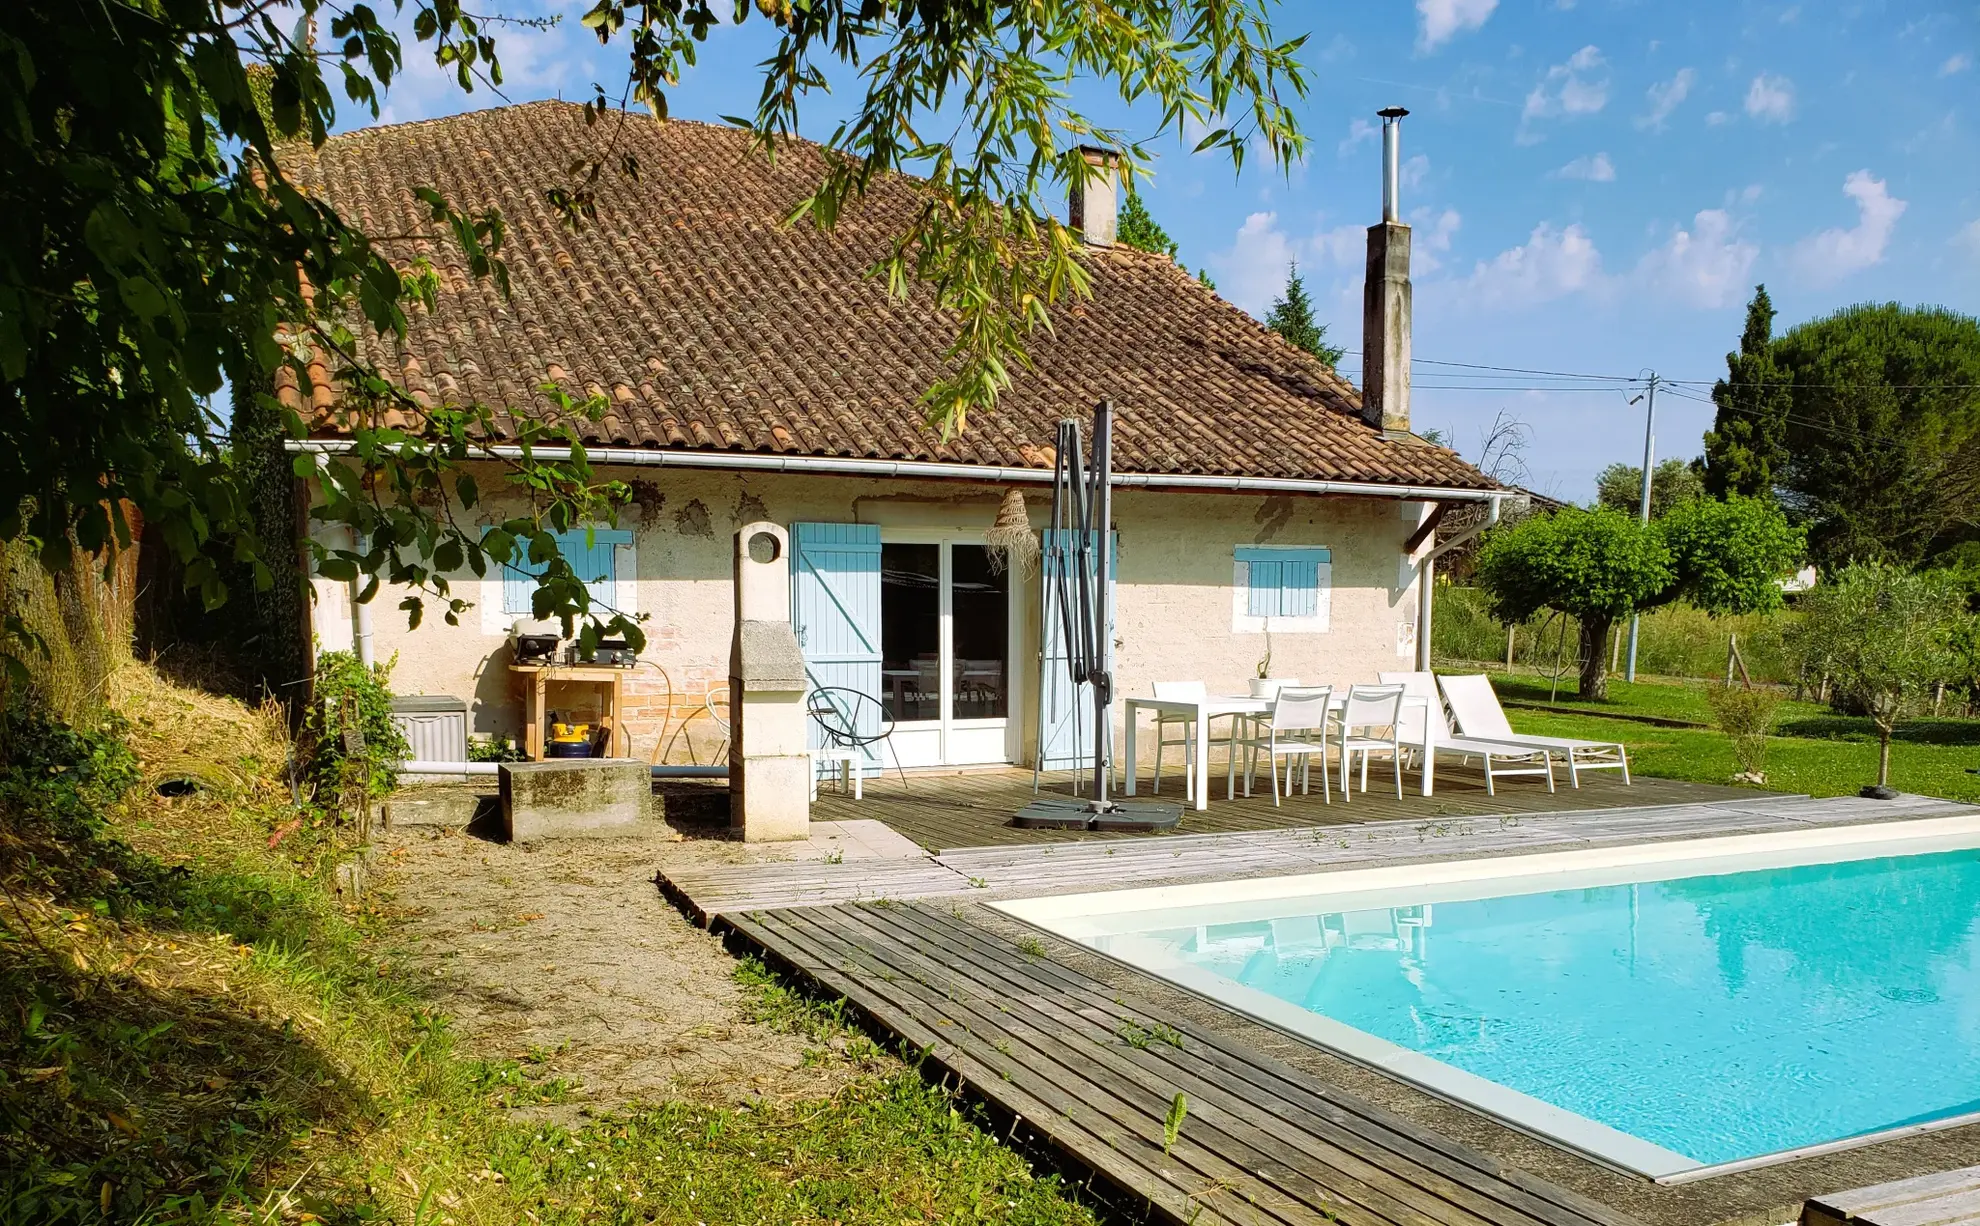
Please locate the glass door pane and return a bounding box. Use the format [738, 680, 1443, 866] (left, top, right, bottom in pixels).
[880, 543, 941, 723]
[950, 544, 1009, 719]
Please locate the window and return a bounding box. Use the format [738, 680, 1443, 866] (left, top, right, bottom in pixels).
[501, 528, 630, 616]
[1237, 546, 1329, 619]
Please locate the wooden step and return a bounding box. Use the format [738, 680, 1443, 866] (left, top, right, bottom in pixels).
[1804, 1165, 1980, 1226]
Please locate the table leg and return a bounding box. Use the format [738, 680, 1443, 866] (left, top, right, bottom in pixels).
[526, 675, 545, 760]
[1124, 706, 1139, 797]
[1192, 709, 1210, 811]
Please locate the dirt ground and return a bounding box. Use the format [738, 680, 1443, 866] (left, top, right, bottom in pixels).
[372, 815, 876, 1119]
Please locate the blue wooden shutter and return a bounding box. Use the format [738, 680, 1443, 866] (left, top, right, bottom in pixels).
[1036, 530, 1118, 772]
[791, 523, 883, 776]
[1246, 560, 1284, 617]
[502, 529, 628, 616]
[1237, 547, 1328, 619]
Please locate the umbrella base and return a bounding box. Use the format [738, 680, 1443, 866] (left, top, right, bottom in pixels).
[1013, 798, 1184, 832]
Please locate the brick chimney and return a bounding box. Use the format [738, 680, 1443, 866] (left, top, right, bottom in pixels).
[1068, 146, 1120, 247]
[1361, 108, 1412, 436]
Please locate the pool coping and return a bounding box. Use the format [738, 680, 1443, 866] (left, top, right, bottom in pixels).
[993, 812, 1980, 1185]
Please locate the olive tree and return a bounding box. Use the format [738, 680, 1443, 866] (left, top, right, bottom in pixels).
[1475, 496, 1802, 700]
[1786, 562, 1970, 795]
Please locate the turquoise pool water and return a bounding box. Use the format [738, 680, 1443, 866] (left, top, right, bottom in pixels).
[1097, 848, 1980, 1167]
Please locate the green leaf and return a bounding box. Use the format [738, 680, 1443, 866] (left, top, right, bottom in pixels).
[1163, 1092, 1187, 1155]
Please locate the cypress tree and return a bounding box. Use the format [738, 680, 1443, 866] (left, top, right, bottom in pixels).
[1702, 285, 1792, 498]
[1264, 262, 1345, 367]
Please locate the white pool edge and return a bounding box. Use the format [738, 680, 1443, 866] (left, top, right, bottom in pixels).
[991, 813, 1980, 1183]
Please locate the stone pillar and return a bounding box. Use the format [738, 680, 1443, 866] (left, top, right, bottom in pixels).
[1361, 220, 1412, 436]
[728, 522, 810, 841]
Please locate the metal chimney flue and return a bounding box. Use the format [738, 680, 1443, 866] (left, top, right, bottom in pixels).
[1379, 106, 1408, 223]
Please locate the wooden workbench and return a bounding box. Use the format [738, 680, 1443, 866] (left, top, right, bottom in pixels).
[510, 663, 628, 760]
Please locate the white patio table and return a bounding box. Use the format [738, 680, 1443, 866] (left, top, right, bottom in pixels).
[1122, 693, 1435, 810]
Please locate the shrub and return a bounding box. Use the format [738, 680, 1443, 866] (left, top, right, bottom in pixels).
[304, 651, 410, 799]
[1706, 684, 1782, 781]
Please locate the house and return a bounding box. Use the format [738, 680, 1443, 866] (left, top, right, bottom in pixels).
[283, 101, 1504, 772]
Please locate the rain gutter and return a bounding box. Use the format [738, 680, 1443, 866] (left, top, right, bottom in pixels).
[285, 440, 1502, 504]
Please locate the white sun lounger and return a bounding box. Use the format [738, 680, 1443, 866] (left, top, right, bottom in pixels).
[1377, 671, 1555, 796]
[1437, 673, 1631, 787]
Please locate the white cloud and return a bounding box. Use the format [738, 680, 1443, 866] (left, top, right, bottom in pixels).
[1635, 209, 1757, 308]
[1636, 68, 1696, 131]
[1791, 170, 1907, 282]
[1744, 73, 1796, 123]
[1417, 0, 1498, 52]
[1706, 110, 1731, 126]
[1460, 222, 1603, 306]
[1411, 207, 1463, 274]
[1401, 154, 1431, 191]
[1519, 46, 1609, 142]
[1209, 213, 1366, 316]
[1554, 152, 1616, 181]
[1951, 218, 1980, 260]
[1943, 53, 1973, 76]
[1338, 117, 1378, 158]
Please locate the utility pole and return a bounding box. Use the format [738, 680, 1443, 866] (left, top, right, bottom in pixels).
[1625, 374, 1658, 682]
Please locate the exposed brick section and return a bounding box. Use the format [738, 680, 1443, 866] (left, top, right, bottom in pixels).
[285, 102, 1494, 491]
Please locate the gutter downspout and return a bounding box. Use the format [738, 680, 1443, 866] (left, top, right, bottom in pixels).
[284, 441, 1503, 505]
[1414, 494, 1508, 671]
[352, 579, 375, 669]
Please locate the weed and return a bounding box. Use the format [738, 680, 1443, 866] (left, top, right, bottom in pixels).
[822, 846, 845, 865]
[1014, 935, 1048, 958]
[968, 876, 990, 889]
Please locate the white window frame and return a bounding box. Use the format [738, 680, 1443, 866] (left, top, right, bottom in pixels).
[1231, 546, 1331, 634]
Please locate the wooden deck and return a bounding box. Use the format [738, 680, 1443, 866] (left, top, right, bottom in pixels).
[730, 900, 1645, 1226]
[664, 791, 1980, 924]
[810, 766, 1756, 852]
[1803, 1164, 1980, 1226]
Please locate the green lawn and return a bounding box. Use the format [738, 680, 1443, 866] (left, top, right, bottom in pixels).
[1472, 671, 1980, 802]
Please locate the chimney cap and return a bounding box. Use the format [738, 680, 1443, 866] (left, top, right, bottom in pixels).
[1076, 144, 1122, 165]
[1377, 106, 1410, 119]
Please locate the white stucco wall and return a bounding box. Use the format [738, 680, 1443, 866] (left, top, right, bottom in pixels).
[306, 464, 1429, 766]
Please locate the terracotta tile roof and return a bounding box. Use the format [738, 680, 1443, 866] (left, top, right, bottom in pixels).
[287, 101, 1493, 491]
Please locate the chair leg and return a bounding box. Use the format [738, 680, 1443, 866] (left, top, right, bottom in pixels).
[1620, 749, 1631, 785]
[1152, 728, 1165, 795]
[1566, 748, 1580, 788]
[1482, 755, 1496, 797]
[1360, 752, 1370, 793]
[852, 758, 863, 800]
[1269, 748, 1281, 807]
[1226, 727, 1237, 800]
[1544, 751, 1556, 793]
[1320, 745, 1331, 803]
[1392, 741, 1403, 800]
[1185, 726, 1196, 797]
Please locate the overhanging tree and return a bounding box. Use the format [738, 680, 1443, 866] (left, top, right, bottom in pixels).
[1475, 496, 1803, 699]
[0, 0, 1309, 668]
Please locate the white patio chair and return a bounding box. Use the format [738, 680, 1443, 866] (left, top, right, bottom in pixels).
[1149, 680, 1208, 796]
[1237, 685, 1332, 806]
[1438, 674, 1630, 787]
[1338, 684, 1406, 801]
[1379, 670, 1557, 796]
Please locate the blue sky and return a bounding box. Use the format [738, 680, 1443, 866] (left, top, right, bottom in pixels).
[358, 1, 1980, 501]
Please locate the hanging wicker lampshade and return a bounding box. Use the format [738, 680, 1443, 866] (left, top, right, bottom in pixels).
[983, 487, 1039, 577]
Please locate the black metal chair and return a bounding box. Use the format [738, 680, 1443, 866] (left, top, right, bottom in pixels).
[805, 686, 910, 798]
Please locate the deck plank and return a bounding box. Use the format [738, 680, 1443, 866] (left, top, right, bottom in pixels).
[730, 900, 1645, 1226]
[1805, 1165, 1980, 1226]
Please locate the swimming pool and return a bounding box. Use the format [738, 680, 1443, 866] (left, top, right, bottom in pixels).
[995, 816, 1980, 1181]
